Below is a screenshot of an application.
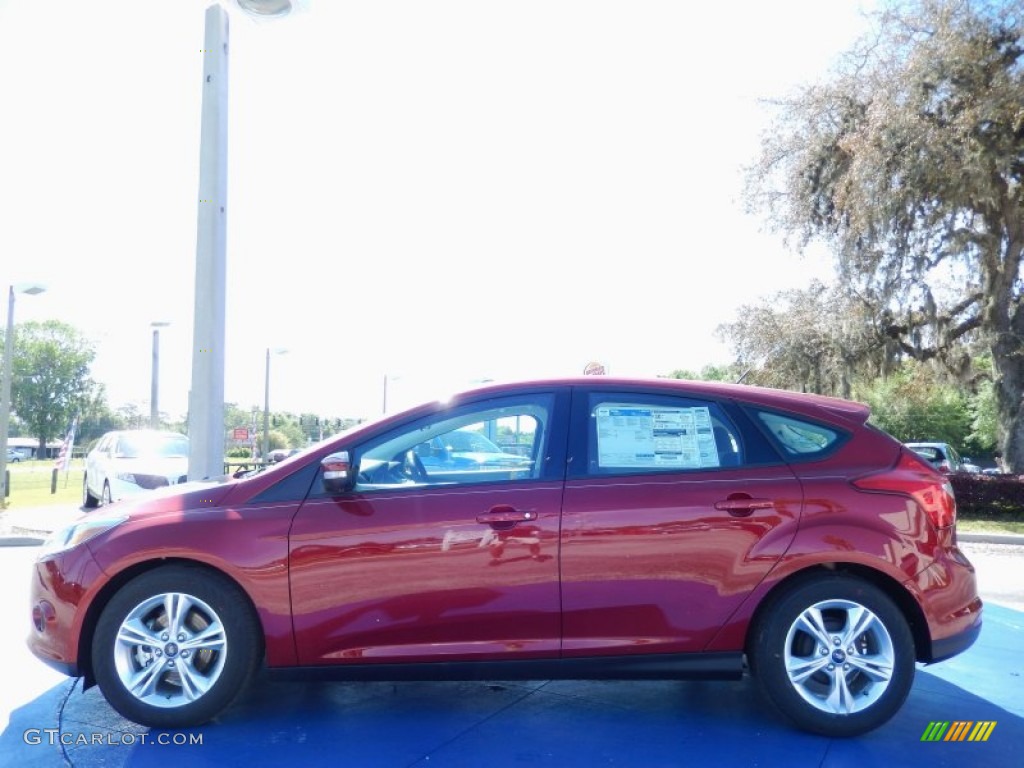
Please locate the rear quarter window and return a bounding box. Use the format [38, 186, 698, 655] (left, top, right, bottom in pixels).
[754, 410, 845, 458]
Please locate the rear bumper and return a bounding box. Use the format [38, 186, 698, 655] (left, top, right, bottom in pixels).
[908, 546, 984, 663]
[929, 615, 982, 663]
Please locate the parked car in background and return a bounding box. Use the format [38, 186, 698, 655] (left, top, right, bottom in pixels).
[415, 427, 532, 472]
[31, 378, 981, 737]
[904, 442, 981, 474]
[268, 448, 301, 463]
[83, 430, 189, 507]
[962, 457, 982, 473]
[5, 448, 22, 463]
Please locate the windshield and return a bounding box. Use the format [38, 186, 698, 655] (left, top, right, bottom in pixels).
[116, 434, 189, 459]
[445, 430, 503, 453]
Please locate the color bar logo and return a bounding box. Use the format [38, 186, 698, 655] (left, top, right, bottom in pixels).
[921, 721, 996, 742]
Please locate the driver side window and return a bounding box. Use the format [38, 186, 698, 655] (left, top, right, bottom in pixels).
[353, 396, 552, 491]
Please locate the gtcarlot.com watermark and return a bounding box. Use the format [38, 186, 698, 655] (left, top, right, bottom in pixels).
[23, 729, 203, 747]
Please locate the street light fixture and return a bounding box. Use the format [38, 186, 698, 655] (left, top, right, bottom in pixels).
[262, 347, 288, 463]
[0, 283, 47, 505]
[150, 321, 171, 429]
[235, 0, 299, 17]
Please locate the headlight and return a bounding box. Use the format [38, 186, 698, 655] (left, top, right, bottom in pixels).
[115, 472, 137, 483]
[38, 514, 128, 558]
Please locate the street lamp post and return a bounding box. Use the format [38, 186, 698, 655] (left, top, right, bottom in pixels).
[262, 347, 287, 462]
[382, 373, 404, 415]
[187, 3, 229, 481]
[150, 321, 171, 429]
[0, 283, 46, 505]
[187, 0, 306, 481]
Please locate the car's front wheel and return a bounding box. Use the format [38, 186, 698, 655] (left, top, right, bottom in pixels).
[91, 565, 262, 728]
[749, 574, 915, 737]
[82, 474, 100, 508]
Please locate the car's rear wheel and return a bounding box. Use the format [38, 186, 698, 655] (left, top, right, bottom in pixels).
[749, 574, 915, 737]
[82, 474, 100, 508]
[92, 565, 262, 728]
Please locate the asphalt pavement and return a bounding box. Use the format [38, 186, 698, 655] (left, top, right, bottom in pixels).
[1, 504, 1021, 767]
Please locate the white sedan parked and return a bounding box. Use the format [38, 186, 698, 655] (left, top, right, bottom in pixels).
[83, 430, 189, 507]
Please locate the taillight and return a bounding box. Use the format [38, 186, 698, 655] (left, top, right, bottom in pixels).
[852, 449, 957, 529]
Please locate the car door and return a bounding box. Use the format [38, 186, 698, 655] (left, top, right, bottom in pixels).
[560, 387, 803, 656]
[289, 389, 570, 665]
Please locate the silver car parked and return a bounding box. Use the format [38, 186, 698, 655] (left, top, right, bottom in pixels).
[83, 430, 189, 507]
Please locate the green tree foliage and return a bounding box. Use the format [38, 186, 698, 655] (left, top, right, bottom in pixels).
[220, 405, 356, 455]
[858, 362, 974, 450]
[2, 320, 97, 454]
[255, 429, 289, 452]
[970, 377, 999, 454]
[278, 420, 307, 450]
[744, 0, 1024, 468]
[664, 364, 742, 382]
[717, 280, 894, 397]
[115, 403, 146, 430]
[76, 385, 126, 445]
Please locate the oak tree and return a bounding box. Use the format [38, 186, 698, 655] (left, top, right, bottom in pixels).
[745, 0, 1024, 467]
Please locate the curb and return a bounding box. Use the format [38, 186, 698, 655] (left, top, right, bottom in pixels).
[958, 531, 1024, 545]
[0, 535, 45, 546]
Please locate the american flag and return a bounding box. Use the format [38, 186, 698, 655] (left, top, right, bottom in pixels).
[55, 417, 78, 472]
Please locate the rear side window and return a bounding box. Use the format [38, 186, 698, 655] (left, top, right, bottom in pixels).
[755, 411, 842, 457]
[585, 394, 744, 475]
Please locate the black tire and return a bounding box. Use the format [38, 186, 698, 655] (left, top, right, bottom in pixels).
[101, 482, 113, 506]
[91, 565, 262, 728]
[748, 574, 915, 737]
[82, 474, 100, 509]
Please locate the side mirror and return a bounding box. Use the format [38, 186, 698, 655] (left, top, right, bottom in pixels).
[321, 451, 355, 494]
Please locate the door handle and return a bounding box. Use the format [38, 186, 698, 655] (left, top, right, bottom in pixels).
[477, 507, 538, 526]
[714, 497, 775, 516]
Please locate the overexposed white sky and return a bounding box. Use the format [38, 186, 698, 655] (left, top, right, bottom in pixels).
[0, 0, 873, 421]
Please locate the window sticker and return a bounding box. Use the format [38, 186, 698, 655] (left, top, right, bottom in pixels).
[595, 405, 721, 469]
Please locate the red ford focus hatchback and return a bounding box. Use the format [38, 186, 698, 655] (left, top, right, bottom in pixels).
[27, 377, 981, 736]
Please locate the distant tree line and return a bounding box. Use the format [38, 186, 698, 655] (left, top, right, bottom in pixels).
[1, 322, 361, 456]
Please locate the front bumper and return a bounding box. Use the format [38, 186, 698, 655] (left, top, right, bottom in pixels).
[26, 544, 107, 679]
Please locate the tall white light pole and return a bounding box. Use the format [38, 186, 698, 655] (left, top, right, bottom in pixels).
[150, 321, 171, 429]
[188, 4, 230, 480]
[263, 347, 287, 462]
[187, 1, 307, 480]
[0, 283, 46, 505]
